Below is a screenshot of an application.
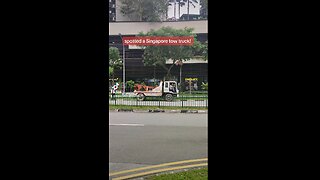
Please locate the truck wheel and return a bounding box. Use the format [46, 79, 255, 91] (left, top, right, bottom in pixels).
[137, 93, 145, 101]
[165, 94, 173, 101]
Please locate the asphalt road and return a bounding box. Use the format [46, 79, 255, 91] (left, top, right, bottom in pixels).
[109, 112, 208, 174]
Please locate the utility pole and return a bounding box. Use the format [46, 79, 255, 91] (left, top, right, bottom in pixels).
[119, 33, 125, 95]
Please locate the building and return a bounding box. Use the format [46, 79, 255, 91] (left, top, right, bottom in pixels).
[179, 14, 201, 21]
[167, 0, 200, 20]
[109, 0, 202, 22]
[109, 20, 208, 91]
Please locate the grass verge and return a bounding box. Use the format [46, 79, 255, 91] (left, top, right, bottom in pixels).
[145, 168, 208, 180]
[109, 105, 207, 111]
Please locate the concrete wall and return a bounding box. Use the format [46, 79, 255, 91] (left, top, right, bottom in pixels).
[109, 20, 208, 35]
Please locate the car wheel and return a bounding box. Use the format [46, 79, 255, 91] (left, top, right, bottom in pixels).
[165, 94, 173, 101]
[137, 93, 145, 101]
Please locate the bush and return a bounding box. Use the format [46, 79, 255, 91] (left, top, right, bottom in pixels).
[126, 80, 135, 92]
[201, 82, 208, 91]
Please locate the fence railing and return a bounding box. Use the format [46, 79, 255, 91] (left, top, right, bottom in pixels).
[109, 93, 208, 108]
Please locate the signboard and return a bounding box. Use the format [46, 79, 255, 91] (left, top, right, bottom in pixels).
[122, 36, 194, 46]
[185, 78, 198, 81]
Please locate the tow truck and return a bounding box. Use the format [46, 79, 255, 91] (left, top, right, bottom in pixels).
[134, 81, 179, 101]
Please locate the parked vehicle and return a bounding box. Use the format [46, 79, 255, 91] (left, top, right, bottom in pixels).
[134, 81, 179, 101]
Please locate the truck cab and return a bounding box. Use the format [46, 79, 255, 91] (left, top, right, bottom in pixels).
[162, 81, 179, 101]
[164, 80, 178, 92]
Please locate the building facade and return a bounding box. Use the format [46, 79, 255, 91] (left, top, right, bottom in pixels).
[109, 0, 204, 22]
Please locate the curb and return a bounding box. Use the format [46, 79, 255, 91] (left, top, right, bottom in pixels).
[116, 109, 134, 112]
[109, 158, 208, 180]
[148, 109, 165, 113]
[111, 109, 207, 114]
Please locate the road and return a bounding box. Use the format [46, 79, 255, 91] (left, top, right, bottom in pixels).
[109, 112, 208, 177]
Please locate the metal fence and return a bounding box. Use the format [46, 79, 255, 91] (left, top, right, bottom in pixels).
[109, 93, 208, 108]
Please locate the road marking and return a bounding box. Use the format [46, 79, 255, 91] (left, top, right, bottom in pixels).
[112, 163, 208, 180]
[109, 124, 145, 127]
[109, 158, 207, 176]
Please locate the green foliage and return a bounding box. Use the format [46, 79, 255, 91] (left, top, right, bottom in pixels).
[201, 82, 208, 90]
[199, 0, 207, 19]
[126, 80, 135, 92]
[109, 47, 122, 83]
[146, 168, 208, 180]
[119, 0, 168, 21]
[139, 27, 203, 79]
[202, 41, 208, 61]
[109, 47, 122, 68]
[200, 0, 207, 11]
[109, 67, 113, 77]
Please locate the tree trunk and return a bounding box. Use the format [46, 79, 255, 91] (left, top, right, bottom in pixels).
[112, 74, 115, 86]
[174, 0, 176, 19]
[166, 63, 175, 80]
[166, 6, 168, 20]
[111, 73, 115, 94]
[138, 1, 143, 21]
[139, 9, 143, 21]
[187, 0, 190, 20]
[178, 2, 180, 19]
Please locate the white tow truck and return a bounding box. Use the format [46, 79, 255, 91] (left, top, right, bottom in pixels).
[134, 81, 179, 101]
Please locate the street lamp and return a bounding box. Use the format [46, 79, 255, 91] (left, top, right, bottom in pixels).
[119, 33, 125, 95]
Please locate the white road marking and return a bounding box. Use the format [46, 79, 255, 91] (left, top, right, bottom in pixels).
[109, 124, 145, 127]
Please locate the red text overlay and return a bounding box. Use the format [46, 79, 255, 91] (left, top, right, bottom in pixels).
[122, 36, 194, 46]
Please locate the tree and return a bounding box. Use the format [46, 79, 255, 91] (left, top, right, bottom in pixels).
[202, 40, 208, 61]
[139, 27, 203, 80]
[126, 80, 135, 92]
[108, 67, 113, 78]
[119, 0, 168, 21]
[200, 0, 207, 19]
[109, 47, 122, 85]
